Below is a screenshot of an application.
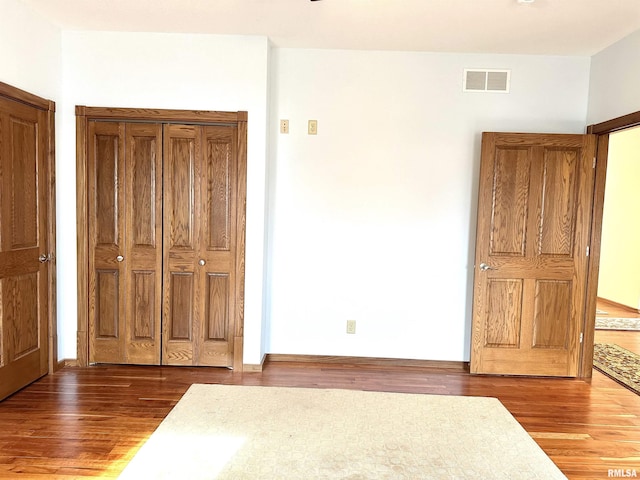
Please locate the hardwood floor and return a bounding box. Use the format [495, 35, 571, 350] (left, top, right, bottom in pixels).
[596, 297, 640, 318]
[0, 361, 639, 479]
[595, 297, 640, 354]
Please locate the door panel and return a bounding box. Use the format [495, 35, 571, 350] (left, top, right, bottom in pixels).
[0, 96, 50, 401]
[132, 271, 156, 339]
[471, 133, 595, 376]
[8, 118, 39, 248]
[206, 137, 232, 250]
[5, 274, 39, 359]
[163, 124, 236, 367]
[163, 125, 199, 365]
[485, 279, 522, 347]
[206, 273, 229, 341]
[169, 272, 195, 339]
[96, 269, 119, 338]
[167, 135, 196, 249]
[89, 122, 125, 363]
[540, 150, 578, 256]
[533, 280, 571, 348]
[89, 122, 162, 364]
[198, 126, 237, 366]
[124, 124, 162, 364]
[490, 147, 530, 256]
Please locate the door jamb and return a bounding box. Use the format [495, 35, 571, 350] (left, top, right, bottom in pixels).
[580, 110, 640, 377]
[75, 106, 248, 371]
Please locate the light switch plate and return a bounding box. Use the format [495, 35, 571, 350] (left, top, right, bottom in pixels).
[308, 120, 318, 135]
[280, 119, 289, 134]
[346, 320, 356, 334]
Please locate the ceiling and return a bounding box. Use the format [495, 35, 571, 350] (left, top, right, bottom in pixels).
[19, 0, 640, 56]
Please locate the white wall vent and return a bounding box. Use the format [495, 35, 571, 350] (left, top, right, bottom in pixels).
[463, 69, 510, 93]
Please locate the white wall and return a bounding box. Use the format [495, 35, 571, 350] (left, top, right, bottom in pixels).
[1, 0, 63, 358]
[0, 6, 597, 364]
[267, 49, 590, 361]
[598, 126, 640, 310]
[58, 31, 270, 363]
[588, 29, 640, 124]
[0, 0, 61, 100]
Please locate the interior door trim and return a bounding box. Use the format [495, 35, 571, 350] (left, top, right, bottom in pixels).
[0, 81, 57, 375]
[587, 110, 640, 135]
[75, 106, 248, 371]
[581, 110, 640, 377]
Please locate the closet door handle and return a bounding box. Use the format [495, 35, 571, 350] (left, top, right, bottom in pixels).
[116, 255, 124, 262]
[199, 259, 206, 266]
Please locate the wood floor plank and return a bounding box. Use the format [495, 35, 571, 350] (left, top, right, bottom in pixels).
[0, 362, 639, 479]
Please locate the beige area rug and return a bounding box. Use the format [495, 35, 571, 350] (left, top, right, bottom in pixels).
[595, 316, 640, 331]
[119, 384, 566, 480]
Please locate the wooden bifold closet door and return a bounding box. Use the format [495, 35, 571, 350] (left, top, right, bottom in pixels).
[162, 124, 238, 367]
[88, 122, 162, 364]
[88, 119, 240, 367]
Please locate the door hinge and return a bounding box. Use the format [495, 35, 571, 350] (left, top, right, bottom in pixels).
[580, 332, 583, 343]
[593, 157, 596, 168]
[586, 245, 590, 257]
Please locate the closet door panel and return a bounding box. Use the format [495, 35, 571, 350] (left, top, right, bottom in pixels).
[96, 270, 119, 338]
[163, 124, 237, 367]
[206, 134, 231, 251]
[89, 122, 162, 365]
[169, 272, 194, 338]
[124, 124, 162, 364]
[167, 135, 196, 249]
[205, 273, 229, 341]
[131, 271, 156, 338]
[88, 122, 126, 364]
[163, 125, 199, 365]
[197, 125, 237, 366]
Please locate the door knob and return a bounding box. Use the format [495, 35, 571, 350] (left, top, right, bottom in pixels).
[479, 263, 495, 271]
[116, 255, 124, 262]
[39, 253, 50, 263]
[199, 259, 206, 266]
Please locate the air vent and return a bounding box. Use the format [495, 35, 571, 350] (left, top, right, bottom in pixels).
[463, 69, 510, 93]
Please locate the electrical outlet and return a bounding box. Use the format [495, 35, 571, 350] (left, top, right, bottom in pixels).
[280, 119, 289, 134]
[346, 320, 356, 334]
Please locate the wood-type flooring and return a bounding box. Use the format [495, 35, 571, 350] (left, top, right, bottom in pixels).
[595, 298, 640, 355]
[0, 344, 639, 479]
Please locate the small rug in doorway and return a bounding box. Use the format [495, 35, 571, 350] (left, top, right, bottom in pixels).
[595, 317, 640, 331]
[118, 384, 566, 479]
[593, 343, 640, 395]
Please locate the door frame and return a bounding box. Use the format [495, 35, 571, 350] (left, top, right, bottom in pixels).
[580, 110, 640, 377]
[75, 106, 248, 371]
[0, 81, 57, 375]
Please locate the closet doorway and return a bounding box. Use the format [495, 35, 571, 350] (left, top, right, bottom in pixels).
[76, 107, 247, 370]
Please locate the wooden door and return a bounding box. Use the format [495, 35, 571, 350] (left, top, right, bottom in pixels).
[0, 96, 50, 400]
[88, 122, 162, 364]
[471, 133, 596, 376]
[163, 124, 238, 366]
